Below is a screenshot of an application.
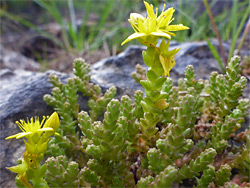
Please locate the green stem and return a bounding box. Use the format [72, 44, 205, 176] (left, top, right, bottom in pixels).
[236, 18, 250, 54]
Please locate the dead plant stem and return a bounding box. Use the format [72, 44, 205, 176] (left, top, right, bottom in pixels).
[203, 0, 227, 67]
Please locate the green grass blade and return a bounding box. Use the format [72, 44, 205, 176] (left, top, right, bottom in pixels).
[67, 0, 80, 50]
[33, 0, 72, 51]
[0, 9, 63, 48]
[231, 0, 238, 38]
[68, 23, 78, 49]
[205, 36, 225, 73]
[88, 0, 115, 47]
[228, 2, 250, 62]
[237, 18, 250, 52]
[78, 0, 92, 51]
[68, 0, 77, 32]
[33, 0, 63, 25]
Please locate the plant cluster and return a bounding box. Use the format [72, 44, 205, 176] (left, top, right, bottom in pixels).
[6, 1, 250, 187]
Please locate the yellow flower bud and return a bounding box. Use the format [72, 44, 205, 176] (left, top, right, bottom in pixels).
[159, 39, 180, 77]
[155, 99, 169, 110]
[44, 112, 59, 132]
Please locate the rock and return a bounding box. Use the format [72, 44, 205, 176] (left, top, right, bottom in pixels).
[171, 41, 226, 81]
[0, 70, 69, 124]
[91, 45, 145, 91]
[91, 41, 229, 85]
[0, 45, 40, 71]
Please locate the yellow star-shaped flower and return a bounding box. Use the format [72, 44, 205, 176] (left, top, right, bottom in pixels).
[6, 112, 59, 140]
[121, 1, 189, 45]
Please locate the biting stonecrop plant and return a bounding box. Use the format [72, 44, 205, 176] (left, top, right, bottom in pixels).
[6, 1, 250, 187]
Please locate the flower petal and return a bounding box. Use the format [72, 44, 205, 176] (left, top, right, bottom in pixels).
[157, 7, 175, 27]
[144, 1, 155, 19]
[121, 33, 147, 45]
[16, 132, 32, 139]
[166, 24, 189, 31]
[151, 31, 171, 39]
[5, 132, 24, 140]
[166, 31, 176, 37]
[129, 13, 144, 32]
[37, 127, 54, 132]
[167, 48, 180, 57]
[55, 132, 60, 136]
[130, 13, 144, 22]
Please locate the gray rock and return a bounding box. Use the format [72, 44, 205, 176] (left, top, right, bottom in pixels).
[0, 70, 68, 124]
[0, 45, 40, 71]
[91, 45, 145, 91]
[91, 41, 227, 85]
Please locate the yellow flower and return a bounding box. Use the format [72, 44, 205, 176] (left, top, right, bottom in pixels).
[159, 39, 180, 77]
[6, 112, 59, 140]
[121, 1, 189, 45]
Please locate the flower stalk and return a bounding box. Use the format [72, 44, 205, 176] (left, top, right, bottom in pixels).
[121, 1, 189, 146]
